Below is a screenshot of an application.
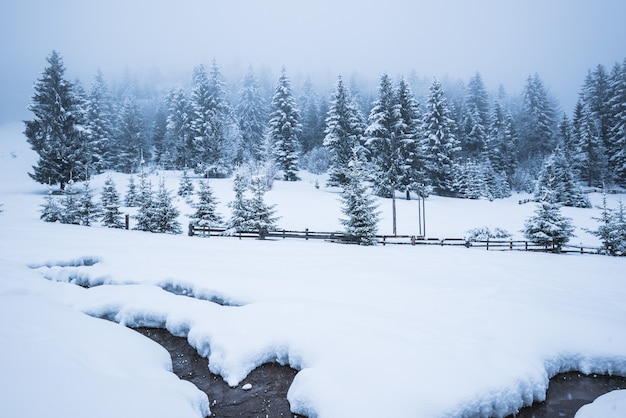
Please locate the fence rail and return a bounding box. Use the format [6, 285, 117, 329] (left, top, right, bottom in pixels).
[187, 223, 601, 254]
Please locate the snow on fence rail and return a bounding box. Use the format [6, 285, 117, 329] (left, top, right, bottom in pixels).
[187, 223, 601, 254]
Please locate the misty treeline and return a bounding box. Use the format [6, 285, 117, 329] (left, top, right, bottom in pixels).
[25, 51, 626, 204]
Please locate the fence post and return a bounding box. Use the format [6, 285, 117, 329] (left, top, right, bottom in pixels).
[188, 222, 194, 236]
[382, 236, 386, 246]
[486, 239, 489, 251]
[525, 241, 528, 251]
[305, 228, 309, 240]
[411, 235, 416, 246]
[509, 240, 513, 250]
[125, 214, 129, 230]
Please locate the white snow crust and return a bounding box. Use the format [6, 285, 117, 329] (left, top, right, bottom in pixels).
[1, 122, 625, 418]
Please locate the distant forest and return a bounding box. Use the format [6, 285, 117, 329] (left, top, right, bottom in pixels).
[24, 51, 626, 203]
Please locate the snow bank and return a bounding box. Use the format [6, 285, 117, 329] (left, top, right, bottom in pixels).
[575, 390, 626, 418]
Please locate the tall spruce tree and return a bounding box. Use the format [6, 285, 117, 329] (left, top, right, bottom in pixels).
[461, 72, 489, 158]
[608, 59, 626, 185]
[518, 74, 557, 161]
[535, 148, 591, 207]
[323, 75, 366, 187]
[165, 88, 194, 169]
[298, 78, 325, 154]
[85, 70, 115, 173]
[268, 67, 301, 181]
[25, 51, 91, 190]
[236, 66, 267, 164]
[422, 78, 460, 196]
[114, 94, 145, 173]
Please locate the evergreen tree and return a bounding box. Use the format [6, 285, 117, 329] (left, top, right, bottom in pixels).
[114, 94, 145, 173]
[124, 175, 139, 207]
[422, 78, 461, 196]
[165, 88, 194, 169]
[236, 66, 267, 164]
[460, 72, 489, 158]
[573, 103, 608, 187]
[190, 61, 234, 178]
[24, 50, 91, 190]
[40, 192, 62, 222]
[59, 181, 80, 225]
[151, 179, 182, 234]
[534, 148, 591, 208]
[340, 151, 380, 246]
[523, 188, 575, 252]
[177, 170, 194, 198]
[455, 159, 486, 199]
[100, 175, 125, 228]
[133, 179, 155, 232]
[77, 181, 101, 226]
[298, 78, 326, 153]
[487, 101, 517, 181]
[365, 72, 400, 198]
[85, 70, 116, 173]
[323, 75, 366, 187]
[226, 171, 251, 232]
[608, 59, 626, 185]
[268, 67, 301, 181]
[190, 179, 223, 228]
[588, 195, 626, 255]
[244, 177, 278, 239]
[518, 73, 557, 161]
[151, 104, 169, 168]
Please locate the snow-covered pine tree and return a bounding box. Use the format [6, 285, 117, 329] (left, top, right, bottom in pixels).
[133, 173, 155, 232]
[151, 105, 169, 169]
[165, 87, 194, 170]
[340, 151, 380, 246]
[518, 73, 558, 161]
[190, 179, 223, 229]
[226, 171, 251, 233]
[534, 148, 591, 208]
[114, 94, 145, 174]
[455, 160, 486, 199]
[395, 77, 425, 200]
[40, 192, 62, 222]
[268, 67, 301, 181]
[422, 78, 461, 196]
[125, 175, 139, 207]
[236, 66, 268, 164]
[59, 181, 80, 225]
[323, 75, 366, 187]
[298, 78, 326, 154]
[86, 70, 116, 173]
[178, 170, 194, 198]
[460, 72, 489, 159]
[244, 177, 278, 239]
[523, 188, 575, 252]
[589, 196, 626, 256]
[608, 59, 626, 186]
[77, 181, 101, 226]
[151, 178, 182, 234]
[24, 50, 91, 190]
[100, 175, 125, 228]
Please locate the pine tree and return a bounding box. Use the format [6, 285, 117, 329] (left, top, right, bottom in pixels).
[133, 172, 155, 231]
[244, 177, 278, 239]
[608, 59, 626, 185]
[114, 94, 145, 173]
[40, 192, 62, 222]
[151, 104, 169, 168]
[151, 179, 182, 234]
[86, 70, 116, 173]
[589, 196, 626, 256]
[268, 67, 301, 181]
[100, 175, 125, 228]
[460, 72, 489, 158]
[24, 50, 90, 190]
[323, 75, 366, 187]
[422, 78, 460, 196]
[190, 179, 223, 228]
[165, 88, 194, 169]
[59, 181, 80, 225]
[518, 73, 557, 161]
[226, 171, 251, 233]
[177, 170, 194, 198]
[124, 175, 139, 207]
[535, 148, 591, 207]
[236, 66, 268, 164]
[340, 151, 380, 246]
[298, 78, 325, 154]
[523, 188, 575, 252]
[77, 181, 101, 226]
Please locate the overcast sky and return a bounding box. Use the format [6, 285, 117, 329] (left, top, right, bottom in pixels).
[1, 0, 625, 124]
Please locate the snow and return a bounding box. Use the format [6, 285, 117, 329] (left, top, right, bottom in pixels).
[1, 121, 626, 417]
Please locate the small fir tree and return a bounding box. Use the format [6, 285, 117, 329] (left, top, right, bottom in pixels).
[523, 188, 575, 252]
[40, 192, 62, 222]
[59, 181, 80, 225]
[226, 171, 250, 233]
[133, 179, 155, 232]
[340, 152, 380, 245]
[125, 175, 139, 207]
[244, 177, 278, 239]
[151, 179, 182, 234]
[191, 179, 223, 228]
[589, 196, 626, 256]
[535, 148, 591, 208]
[100, 175, 125, 228]
[178, 170, 195, 198]
[77, 181, 100, 226]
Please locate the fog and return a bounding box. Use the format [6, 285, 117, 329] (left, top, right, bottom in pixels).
[1, 0, 625, 124]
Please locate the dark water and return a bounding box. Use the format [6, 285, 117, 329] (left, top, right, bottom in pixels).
[507, 372, 626, 418]
[134, 327, 625, 418]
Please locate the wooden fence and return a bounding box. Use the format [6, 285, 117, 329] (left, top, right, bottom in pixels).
[187, 223, 601, 254]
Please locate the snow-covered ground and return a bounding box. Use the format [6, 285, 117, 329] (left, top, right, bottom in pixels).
[1, 121, 625, 418]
